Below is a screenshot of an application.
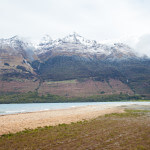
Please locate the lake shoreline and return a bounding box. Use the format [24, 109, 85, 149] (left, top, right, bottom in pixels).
[0, 102, 150, 136]
[0, 104, 125, 135]
[0, 104, 150, 150]
[1, 101, 150, 116]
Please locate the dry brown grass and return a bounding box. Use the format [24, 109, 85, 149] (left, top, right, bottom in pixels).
[0, 80, 39, 93]
[0, 79, 133, 97]
[38, 79, 133, 97]
[0, 109, 150, 150]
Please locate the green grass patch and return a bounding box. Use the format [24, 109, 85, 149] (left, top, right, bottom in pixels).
[0, 110, 150, 150]
[105, 109, 150, 118]
[0, 91, 142, 103]
[46, 79, 77, 84]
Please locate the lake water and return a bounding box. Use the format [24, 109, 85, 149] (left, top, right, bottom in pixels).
[0, 102, 150, 115]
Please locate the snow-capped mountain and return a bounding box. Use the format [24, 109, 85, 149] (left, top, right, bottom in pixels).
[0, 36, 30, 50]
[0, 34, 150, 97]
[0, 33, 141, 61]
[61, 32, 97, 46]
[35, 33, 138, 60]
[38, 35, 53, 46]
[0, 36, 37, 74]
[0, 36, 36, 61]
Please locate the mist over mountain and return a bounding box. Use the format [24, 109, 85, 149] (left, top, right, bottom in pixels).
[0, 33, 150, 98]
[34, 33, 139, 59]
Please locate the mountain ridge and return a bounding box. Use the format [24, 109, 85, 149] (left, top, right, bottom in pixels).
[0, 33, 146, 60]
[0, 33, 150, 98]
[35, 33, 140, 61]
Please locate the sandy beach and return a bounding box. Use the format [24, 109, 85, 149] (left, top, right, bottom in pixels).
[0, 104, 125, 135]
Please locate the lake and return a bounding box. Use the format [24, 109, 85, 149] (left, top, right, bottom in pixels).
[0, 101, 150, 115]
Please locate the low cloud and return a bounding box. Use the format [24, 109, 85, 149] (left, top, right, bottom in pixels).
[0, 0, 150, 57]
[135, 34, 150, 57]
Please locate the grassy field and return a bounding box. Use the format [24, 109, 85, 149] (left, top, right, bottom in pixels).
[0, 109, 150, 150]
[45, 79, 77, 84]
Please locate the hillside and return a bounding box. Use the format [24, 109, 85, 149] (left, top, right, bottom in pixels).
[0, 33, 150, 98]
[0, 36, 38, 80]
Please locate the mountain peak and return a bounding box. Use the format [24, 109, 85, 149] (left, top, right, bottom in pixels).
[62, 32, 97, 46]
[69, 32, 82, 37]
[41, 35, 53, 43]
[10, 35, 25, 42]
[62, 32, 82, 44]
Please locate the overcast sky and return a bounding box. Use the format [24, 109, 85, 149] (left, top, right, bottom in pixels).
[1, 0, 150, 55]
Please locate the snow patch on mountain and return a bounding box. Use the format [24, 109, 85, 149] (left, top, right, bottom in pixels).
[0, 36, 36, 61]
[39, 35, 53, 46]
[0, 33, 141, 60]
[34, 33, 138, 59]
[61, 32, 97, 46]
